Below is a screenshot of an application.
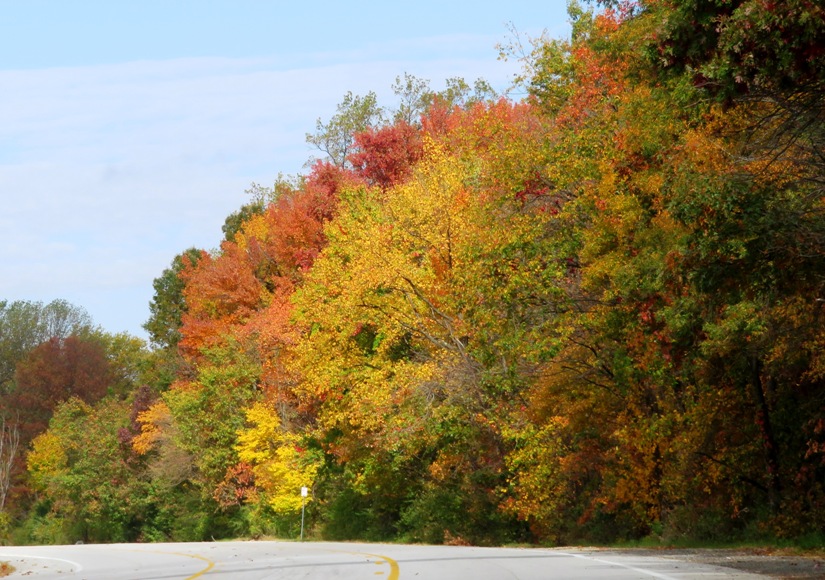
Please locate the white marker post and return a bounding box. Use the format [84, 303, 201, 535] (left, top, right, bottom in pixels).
[300, 486, 308, 541]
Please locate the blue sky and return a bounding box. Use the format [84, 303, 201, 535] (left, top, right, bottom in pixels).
[1, 1, 571, 340]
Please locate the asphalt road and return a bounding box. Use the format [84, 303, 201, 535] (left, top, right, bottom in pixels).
[0, 540, 768, 579]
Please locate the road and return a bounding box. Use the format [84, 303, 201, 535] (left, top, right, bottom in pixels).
[0, 540, 768, 579]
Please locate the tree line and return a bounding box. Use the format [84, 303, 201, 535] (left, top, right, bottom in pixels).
[2, 0, 824, 546]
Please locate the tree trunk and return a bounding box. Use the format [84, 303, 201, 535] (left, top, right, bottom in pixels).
[750, 357, 782, 512]
[0, 416, 21, 512]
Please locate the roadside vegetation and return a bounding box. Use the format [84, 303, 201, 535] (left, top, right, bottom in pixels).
[2, 0, 824, 548]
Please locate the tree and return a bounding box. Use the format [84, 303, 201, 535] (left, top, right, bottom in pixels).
[221, 178, 300, 242]
[26, 397, 165, 543]
[178, 179, 340, 361]
[11, 335, 112, 443]
[348, 121, 423, 190]
[144, 248, 203, 351]
[391, 73, 433, 125]
[497, 2, 825, 541]
[87, 330, 151, 399]
[390, 73, 499, 127]
[433, 76, 498, 109]
[222, 201, 266, 243]
[292, 131, 566, 543]
[40, 300, 93, 343]
[161, 344, 261, 500]
[0, 299, 92, 391]
[631, 0, 825, 102]
[306, 91, 384, 168]
[0, 301, 97, 524]
[235, 401, 322, 515]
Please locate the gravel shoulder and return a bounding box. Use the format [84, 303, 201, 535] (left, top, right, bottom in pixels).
[582, 548, 825, 579]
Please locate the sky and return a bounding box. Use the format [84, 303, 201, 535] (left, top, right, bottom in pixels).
[1, 0, 572, 341]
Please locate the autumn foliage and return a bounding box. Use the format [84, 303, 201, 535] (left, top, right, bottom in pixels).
[8, 1, 825, 547]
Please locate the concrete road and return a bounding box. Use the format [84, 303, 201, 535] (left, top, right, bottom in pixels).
[0, 540, 767, 579]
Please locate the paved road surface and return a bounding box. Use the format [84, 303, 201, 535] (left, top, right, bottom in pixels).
[0, 540, 768, 579]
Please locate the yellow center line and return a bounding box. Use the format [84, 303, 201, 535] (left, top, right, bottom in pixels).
[121, 548, 215, 579]
[357, 551, 400, 580]
[174, 552, 216, 580]
[326, 547, 400, 580]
